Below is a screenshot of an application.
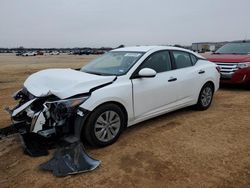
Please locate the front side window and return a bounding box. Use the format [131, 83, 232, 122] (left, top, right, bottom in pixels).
[81, 51, 144, 76]
[172, 51, 193, 69]
[139, 51, 171, 73]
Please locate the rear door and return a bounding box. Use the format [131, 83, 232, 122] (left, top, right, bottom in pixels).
[170, 50, 205, 103]
[131, 50, 180, 119]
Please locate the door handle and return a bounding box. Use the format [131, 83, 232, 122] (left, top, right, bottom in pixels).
[168, 77, 177, 82]
[198, 70, 205, 74]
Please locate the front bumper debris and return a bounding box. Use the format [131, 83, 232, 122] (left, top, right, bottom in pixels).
[2, 91, 101, 176]
[40, 141, 101, 177]
[0, 122, 27, 139]
[0, 124, 101, 176]
[20, 133, 52, 156]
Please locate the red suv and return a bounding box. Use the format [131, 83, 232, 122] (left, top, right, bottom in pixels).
[205, 41, 250, 88]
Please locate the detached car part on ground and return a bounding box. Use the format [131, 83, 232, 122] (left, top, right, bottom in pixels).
[0, 46, 220, 176]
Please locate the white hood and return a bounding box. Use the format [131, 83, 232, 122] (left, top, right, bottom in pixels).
[24, 68, 116, 99]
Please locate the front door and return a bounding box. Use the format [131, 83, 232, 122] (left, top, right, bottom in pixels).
[132, 50, 180, 119]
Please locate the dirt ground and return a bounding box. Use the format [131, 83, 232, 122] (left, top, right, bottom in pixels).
[0, 54, 250, 188]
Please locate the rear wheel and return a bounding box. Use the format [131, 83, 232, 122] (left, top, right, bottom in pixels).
[196, 83, 214, 110]
[83, 103, 125, 147]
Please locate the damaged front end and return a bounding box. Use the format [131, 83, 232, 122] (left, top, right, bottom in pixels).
[0, 88, 101, 176]
[8, 88, 89, 138]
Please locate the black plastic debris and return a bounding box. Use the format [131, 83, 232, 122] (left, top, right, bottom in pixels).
[0, 122, 26, 139]
[20, 133, 49, 156]
[40, 142, 101, 176]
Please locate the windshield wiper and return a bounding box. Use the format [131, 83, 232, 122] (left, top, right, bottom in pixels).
[84, 71, 104, 76]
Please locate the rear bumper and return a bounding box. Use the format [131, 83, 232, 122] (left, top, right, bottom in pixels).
[220, 68, 250, 84]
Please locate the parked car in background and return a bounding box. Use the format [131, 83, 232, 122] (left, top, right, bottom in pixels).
[7, 46, 220, 147]
[92, 50, 105, 55]
[72, 49, 93, 55]
[16, 51, 25, 56]
[36, 51, 44, 55]
[49, 51, 60, 55]
[22, 51, 37, 56]
[205, 41, 250, 88]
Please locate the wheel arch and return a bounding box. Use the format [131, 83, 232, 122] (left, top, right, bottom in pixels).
[204, 80, 215, 92]
[195, 80, 215, 105]
[195, 80, 215, 111]
[77, 101, 129, 146]
[91, 101, 129, 128]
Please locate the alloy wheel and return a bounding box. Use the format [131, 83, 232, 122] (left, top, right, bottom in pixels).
[94, 110, 121, 142]
[201, 86, 212, 107]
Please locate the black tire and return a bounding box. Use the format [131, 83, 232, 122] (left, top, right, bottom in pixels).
[82, 103, 125, 147]
[245, 82, 250, 90]
[195, 82, 214, 111]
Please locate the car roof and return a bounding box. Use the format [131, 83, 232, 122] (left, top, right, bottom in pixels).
[112, 46, 205, 59]
[112, 46, 160, 52]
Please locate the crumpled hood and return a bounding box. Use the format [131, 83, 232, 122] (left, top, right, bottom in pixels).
[24, 68, 116, 99]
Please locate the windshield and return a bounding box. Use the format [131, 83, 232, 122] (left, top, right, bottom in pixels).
[215, 42, 250, 54]
[81, 51, 144, 76]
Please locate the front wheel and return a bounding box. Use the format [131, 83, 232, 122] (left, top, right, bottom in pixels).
[82, 103, 125, 147]
[195, 83, 214, 110]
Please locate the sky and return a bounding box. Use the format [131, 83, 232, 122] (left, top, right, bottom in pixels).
[0, 0, 250, 48]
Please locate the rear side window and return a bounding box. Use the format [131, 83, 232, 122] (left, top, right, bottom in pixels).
[190, 54, 198, 65]
[140, 51, 171, 73]
[172, 51, 193, 69]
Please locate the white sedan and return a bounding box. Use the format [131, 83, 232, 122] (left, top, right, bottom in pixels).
[22, 51, 37, 56]
[8, 46, 220, 147]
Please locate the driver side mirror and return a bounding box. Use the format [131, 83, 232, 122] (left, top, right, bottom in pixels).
[138, 68, 157, 78]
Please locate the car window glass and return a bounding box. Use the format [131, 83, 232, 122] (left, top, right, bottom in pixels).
[190, 54, 198, 65]
[173, 51, 193, 69]
[140, 51, 171, 73]
[82, 52, 143, 75]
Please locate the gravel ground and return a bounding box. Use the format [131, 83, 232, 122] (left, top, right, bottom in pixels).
[0, 54, 249, 188]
